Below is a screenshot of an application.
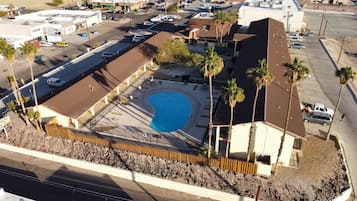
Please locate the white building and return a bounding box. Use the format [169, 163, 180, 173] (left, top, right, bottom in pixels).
[0, 9, 102, 47]
[238, 0, 305, 32]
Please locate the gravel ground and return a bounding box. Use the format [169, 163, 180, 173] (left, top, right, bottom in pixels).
[0, 112, 350, 200]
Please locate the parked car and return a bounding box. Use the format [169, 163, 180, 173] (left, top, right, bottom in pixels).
[78, 33, 88, 37]
[132, 35, 146, 42]
[288, 36, 303, 42]
[301, 102, 334, 117]
[303, 111, 332, 125]
[101, 52, 118, 59]
[47, 77, 66, 87]
[289, 43, 305, 49]
[305, 31, 314, 37]
[55, 41, 69, 47]
[143, 21, 154, 26]
[40, 41, 54, 47]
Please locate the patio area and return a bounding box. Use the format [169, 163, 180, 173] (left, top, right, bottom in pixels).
[87, 78, 219, 151]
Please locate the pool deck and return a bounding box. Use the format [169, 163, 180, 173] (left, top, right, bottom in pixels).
[89, 78, 219, 150]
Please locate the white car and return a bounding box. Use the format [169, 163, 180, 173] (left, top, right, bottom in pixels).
[47, 77, 66, 87]
[143, 21, 154, 26]
[132, 35, 146, 42]
[40, 41, 54, 47]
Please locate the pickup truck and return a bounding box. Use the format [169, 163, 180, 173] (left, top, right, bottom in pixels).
[301, 102, 334, 117]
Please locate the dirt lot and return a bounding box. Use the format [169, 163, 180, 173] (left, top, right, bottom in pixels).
[0, 112, 349, 200]
[0, 0, 76, 10]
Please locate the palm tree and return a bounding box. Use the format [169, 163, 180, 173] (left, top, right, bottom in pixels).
[199, 47, 224, 159]
[1, 43, 27, 116]
[214, 9, 238, 45]
[221, 78, 245, 158]
[19, 42, 41, 128]
[273, 57, 309, 175]
[326, 66, 356, 141]
[246, 58, 274, 162]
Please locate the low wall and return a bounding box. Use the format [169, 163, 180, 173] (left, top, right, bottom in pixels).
[0, 142, 255, 201]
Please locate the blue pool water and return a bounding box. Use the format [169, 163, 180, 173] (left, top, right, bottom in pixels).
[149, 92, 192, 132]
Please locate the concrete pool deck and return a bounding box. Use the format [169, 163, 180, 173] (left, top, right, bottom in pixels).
[89, 78, 219, 150]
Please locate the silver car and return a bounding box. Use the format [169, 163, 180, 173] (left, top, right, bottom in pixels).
[303, 111, 332, 126]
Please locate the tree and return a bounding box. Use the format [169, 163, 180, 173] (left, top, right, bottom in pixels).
[19, 42, 41, 129]
[221, 78, 245, 158]
[27, 109, 41, 131]
[52, 0, 64, 6]
[187, 53, 204, 68]
[167, 4, 177, 13]
[246, 58, 274, 162]
[155, 39, 190, 64]
[326, 66, 356, 141]
[198, 47, 224, 159]
[273, 57, 309, 174]
[214, 9, 238, 45]
[1, 43, 27, 117]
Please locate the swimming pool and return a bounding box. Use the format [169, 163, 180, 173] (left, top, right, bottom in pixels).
[148, 92, 192, 132]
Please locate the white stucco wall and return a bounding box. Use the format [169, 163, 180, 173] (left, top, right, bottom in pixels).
[38, 105, 70, 127]
[238, 1, 305, 32]
[229, 122, 295, 166]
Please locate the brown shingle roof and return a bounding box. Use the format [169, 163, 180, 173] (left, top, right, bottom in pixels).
[213, 18, 305, 138]
[42, 32, 173, 118]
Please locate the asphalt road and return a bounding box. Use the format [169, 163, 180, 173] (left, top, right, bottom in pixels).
[0, 150, 212, 201]
[304, 11, 357, 37]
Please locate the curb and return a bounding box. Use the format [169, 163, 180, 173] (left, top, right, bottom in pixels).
[333, 134, 354, 201]
[0, 142, 255, 201]
[319, 39, 357, 103]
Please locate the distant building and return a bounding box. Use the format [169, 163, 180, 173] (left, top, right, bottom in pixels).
[0, 9, 102, 47]
[214, 18, 305, 175]
[181, 12, 240, 47]
[38, 32, 175, 129]
[88, 0, 147, 11]
[238, 0, 305, 32]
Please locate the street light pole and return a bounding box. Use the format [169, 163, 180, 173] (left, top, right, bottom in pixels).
[285, 5, 292, 33]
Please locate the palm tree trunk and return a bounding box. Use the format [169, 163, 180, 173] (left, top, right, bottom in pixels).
[29, 61, 41, 130]
[273, 81, 294, 175]
[247, 88, 259, 161]
[6, 65, 20, 105]
[326, 84, 344, 141]
[225, 105, 234, 158]
[10, 64, 28, 125]
[208, 76, 214, 159]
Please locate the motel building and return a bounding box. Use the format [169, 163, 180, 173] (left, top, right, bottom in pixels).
[213, 18, 305, 174]
[38, 32, 174, 129]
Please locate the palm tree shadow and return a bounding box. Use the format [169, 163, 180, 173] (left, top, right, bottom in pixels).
[207, 165, 237, 193]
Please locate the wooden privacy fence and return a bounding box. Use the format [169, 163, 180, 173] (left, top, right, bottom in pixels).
[45, 124, 257, 175]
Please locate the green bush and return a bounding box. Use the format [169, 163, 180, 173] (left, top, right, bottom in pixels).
[167, 4, 177, 13]
[52, 0, 64, 6]
[119, 96, 129, 105]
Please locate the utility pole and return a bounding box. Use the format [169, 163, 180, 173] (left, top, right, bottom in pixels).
[285, 5, 292, 33]
[318, 13, 325, 35]
[85, 18, 92, 48]
[337, 36, 346, 64]
[322, 20, 328, 36]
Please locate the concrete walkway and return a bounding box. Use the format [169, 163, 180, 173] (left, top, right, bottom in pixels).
[295, 36, 357, 200]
